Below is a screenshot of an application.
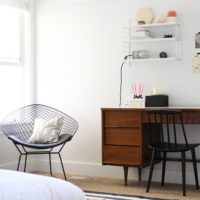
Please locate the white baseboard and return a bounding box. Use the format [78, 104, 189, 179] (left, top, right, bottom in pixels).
[0, 159, 37, 172]
[1, 157, 199, 185]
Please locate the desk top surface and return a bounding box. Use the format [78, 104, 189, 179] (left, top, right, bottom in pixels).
[102, 107, 200, 111]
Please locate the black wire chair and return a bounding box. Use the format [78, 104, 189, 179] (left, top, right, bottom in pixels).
[0, 104, 78, 180]
[146, 109, 199, 196]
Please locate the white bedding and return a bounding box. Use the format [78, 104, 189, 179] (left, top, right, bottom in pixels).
[0, 169, 86, 200]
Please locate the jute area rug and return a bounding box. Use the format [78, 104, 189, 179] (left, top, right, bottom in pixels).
[67, 175, 199, 200]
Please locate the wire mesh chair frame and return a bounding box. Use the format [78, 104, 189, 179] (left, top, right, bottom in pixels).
[0, 104, 78, 180]
[146, 109, 199, 196]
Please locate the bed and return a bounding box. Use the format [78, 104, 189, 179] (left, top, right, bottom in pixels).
[0, 169, 86, 200]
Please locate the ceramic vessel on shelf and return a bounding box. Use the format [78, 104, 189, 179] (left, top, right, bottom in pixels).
[132, 50, 151, 59]
[167, 10, 177, 22]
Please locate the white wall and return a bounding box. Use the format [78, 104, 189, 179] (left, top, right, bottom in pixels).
[35, 0, 200, 184]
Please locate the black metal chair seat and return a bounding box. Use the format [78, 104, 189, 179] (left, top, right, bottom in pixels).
[0, 104, 78, 180]
[146, 109, 199, 196]
[8, 134, 72, 149]
[149, 142, 199, 152]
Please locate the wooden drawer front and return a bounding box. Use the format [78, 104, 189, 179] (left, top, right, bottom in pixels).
[104, 111, 141, 126]
[104, 127, 140, 146]
[103, 146, 140, 165]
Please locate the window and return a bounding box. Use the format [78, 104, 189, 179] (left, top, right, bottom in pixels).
[0, 4, 31, 119]
[0, 6, 22, 64]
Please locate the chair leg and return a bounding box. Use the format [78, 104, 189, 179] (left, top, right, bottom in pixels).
[58, 153, 67, 180]
[161, 152, 167, 186]
[49, 153, 52, 176]
[146, 150, 156, 192]
[191, 149, 199, 189]
[17, 154, 22, 171]
[24, 154, 27, 172]
[181, 151, 186, 196]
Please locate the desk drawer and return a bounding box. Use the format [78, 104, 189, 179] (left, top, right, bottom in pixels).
[103, 146, 140, 165]
[104, 127, 141, 146]
[103, 110, 141, 126]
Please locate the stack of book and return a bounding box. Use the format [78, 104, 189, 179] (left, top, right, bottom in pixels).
[133, 30, 150, 39]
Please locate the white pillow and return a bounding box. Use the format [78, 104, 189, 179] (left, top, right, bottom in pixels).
[28, 117, 64, 144]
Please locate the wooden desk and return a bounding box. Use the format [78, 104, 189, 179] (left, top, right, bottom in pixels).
[101, 107, 200, 185]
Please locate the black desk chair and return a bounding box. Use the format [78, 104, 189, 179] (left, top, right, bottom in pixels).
[146, 109, 199, 196]
[0, 104, 78, 180]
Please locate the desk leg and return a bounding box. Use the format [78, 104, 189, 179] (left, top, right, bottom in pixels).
[123, 166, 128, 186]
[138, 167, 142, 181]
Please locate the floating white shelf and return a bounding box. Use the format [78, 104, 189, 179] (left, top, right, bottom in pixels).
[130, 37, 177, 43]
[126, 57, 179, 62]
[132, 22, 178, 28]
[124, 19, 181, 62]
[123, 22, 178, 30]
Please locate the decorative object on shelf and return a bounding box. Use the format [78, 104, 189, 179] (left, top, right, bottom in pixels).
[163, 34, 173, 38]
[138, 50, 150, 59]
[138, 21, 145, 25]
[133, 30, 150, 39]
[132, 50, 151, 59]
[135, 7, 154, 25]
[156, 14, 167, 23]
[167, 10, 177, 22]
[159, 51, 168, 58]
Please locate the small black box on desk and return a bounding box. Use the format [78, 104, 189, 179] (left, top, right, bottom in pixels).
[145, 95, 168, 107]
